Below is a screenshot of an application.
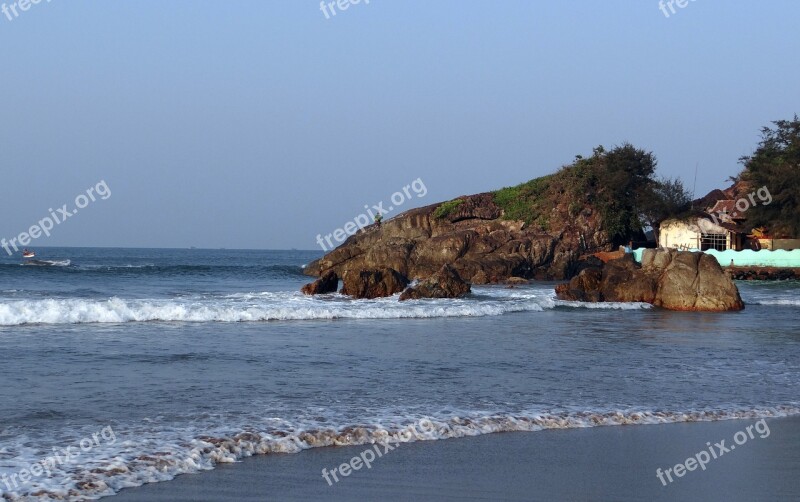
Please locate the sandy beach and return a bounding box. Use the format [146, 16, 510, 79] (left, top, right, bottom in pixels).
[113, 416, 800, 501]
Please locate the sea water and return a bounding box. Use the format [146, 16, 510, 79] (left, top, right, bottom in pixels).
[0, 248, 798, 500]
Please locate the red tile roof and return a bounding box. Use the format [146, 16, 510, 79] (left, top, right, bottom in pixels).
[708, 200, 746, 220]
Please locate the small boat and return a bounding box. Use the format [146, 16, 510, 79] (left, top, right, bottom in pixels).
[22, 249, 35, 259]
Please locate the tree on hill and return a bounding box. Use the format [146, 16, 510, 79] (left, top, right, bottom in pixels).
[738, 115, 800, 237]
[492, 144, 690, 245]
[558, 144, 689, 244]
[639, 176, 692, 241]
[564, 144, 653, 243]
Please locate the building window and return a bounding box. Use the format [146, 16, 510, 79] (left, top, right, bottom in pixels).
[701, 234, 728, 251]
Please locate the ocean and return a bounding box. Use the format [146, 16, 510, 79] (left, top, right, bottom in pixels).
[0, 248, 798, 500]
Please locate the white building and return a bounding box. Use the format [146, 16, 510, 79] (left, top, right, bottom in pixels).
[658, 216, 745, 251]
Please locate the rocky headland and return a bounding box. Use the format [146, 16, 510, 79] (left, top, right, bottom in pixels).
[301, 145, 745, 309]
[304, 186, 611, 287]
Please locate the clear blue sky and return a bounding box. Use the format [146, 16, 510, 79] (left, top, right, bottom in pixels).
[1, 0, 798, 250]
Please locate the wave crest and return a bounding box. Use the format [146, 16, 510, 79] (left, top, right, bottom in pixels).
[0, 291, 650, 326]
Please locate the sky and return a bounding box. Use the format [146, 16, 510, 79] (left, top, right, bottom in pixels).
[1, 0, 798, 251]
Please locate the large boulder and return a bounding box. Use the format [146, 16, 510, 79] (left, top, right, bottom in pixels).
[340, 268, 409, 299]
[649, 251, 744, 311]
[555, 267, 603, 302]
[301, 270, 339, 295]
[555, 249, 744, 312]
[399, 264, 471, 301]
[596, 255, 659, 304]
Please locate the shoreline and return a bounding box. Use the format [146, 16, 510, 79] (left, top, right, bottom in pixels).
[113, 416, 800, 501]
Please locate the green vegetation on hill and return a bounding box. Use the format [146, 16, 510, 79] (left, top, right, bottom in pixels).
[433, 198, 464, 219]
[491, 175, 554, 228]
[491, 144, 690, 243]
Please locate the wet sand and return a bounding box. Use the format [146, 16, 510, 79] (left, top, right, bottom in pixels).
[114, 416, 800, 501]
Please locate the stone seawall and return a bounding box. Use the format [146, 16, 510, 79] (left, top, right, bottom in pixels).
[728, 267, 800, 281]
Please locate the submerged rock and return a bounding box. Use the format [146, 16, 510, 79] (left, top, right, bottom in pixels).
[340, 268, 409, 299]
[555, 249, 745, 312]
[399, 264, 471, 301]
[505, 276, 530, 285]
[301, 270, 339, 295]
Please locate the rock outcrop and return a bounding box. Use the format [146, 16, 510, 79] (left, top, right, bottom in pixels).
[301, 270, 339, 295]
[339, 268, 409, 299]
[505, 277, 530, 285]
[399, 264, 471, 301]
[728, 267, 800, 281]
[305, 191, 612, 284]
[555, 249, 745, 311]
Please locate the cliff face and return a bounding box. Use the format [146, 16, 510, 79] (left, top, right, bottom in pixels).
[305, 191, 614, 283]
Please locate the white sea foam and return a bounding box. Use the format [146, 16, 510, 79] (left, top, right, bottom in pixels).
[75, 263, 156, 269]
[20, 259, 71, 267]
[554, 300, 651, 310]
[752, 299, 800, 307]
[0, 288, 648, 326]
[2, 406, 797, 501]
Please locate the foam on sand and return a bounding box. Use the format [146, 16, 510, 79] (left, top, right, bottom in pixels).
[2, 406, 797, 501]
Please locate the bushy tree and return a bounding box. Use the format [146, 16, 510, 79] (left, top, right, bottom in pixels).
[493, 143, 690, 244]
[639, 176, 692, 240]
[563, 144, 671, 243]
[739, 115, 800, 237]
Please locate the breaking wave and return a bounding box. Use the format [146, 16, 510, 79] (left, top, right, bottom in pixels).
[752, 299, 800, 307]
[19, 259, 71, 267]
[0, 289, 649, 326]
[2, 405, 797, 501]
